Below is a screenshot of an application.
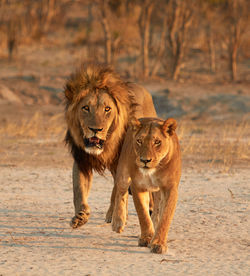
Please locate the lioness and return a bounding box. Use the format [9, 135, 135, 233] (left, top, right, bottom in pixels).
[64, 63, 156, 228]
[112, 117, 181, 254]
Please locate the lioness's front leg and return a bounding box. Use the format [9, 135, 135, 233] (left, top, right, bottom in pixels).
[105, 182, 117, 223]
[131, 185, 154, 247]
[151, 187, 178, 254]
[112, 190, 128, 233]
[71, 161, 93, 229]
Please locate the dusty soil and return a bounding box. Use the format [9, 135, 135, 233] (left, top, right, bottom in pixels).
[0, 166, 249, 275]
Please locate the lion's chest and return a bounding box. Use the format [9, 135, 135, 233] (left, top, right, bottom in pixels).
[133, 169, 160, 192]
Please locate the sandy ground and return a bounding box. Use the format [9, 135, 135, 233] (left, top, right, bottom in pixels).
[0, 165, 249, 275]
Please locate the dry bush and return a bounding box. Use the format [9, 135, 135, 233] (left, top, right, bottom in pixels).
[0, 0, 68, 59]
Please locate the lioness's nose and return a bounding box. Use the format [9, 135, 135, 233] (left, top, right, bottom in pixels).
[89, 127, 103, 134]
[140, 158, 152, 165]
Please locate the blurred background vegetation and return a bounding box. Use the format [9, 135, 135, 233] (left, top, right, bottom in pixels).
[0, 0, 249, 82]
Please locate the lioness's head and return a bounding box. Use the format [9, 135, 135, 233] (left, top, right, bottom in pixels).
[64, 63, 133, 157]
[131, 117, 177, 175]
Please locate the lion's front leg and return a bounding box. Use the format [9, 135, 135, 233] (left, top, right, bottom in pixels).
[111, 171, 130, 232]
[150, 187, 178, 254]
[71, 161, 93, 229]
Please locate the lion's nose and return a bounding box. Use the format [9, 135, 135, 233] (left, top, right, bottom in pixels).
[89, 127, 103, 134]
[140, 158, 152, 165]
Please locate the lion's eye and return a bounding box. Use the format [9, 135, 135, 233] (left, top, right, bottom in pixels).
[137, 139, 142, 145]
[82, 105, 89, 112]
[155, 140, 161, 145]
[105, 106, 111, 112]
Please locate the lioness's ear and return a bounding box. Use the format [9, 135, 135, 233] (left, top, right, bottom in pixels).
[129, 117, 141, 131]
[162, 118, 177, 136]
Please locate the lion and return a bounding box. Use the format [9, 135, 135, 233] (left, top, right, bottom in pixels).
[64, 63, 156, 228]
[112, 117, 181, 254]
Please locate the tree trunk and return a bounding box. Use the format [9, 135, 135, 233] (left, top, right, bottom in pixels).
[169, 1, 180, 58]
[230, 42, 238, 81]
[7, 20, 17, 62]
[172, 38, 182, 81]
[151, 12, 167, 77]
[208, 27, 216, 73]
[100, 0, 112, 64]
[170, 2, 192, 81]
[139, 1, 154, 79]
[44, 0, 56, 32]
[165, 0, 181, 79]
[86, 3, 95, 60]
[229, 22, 241, 82]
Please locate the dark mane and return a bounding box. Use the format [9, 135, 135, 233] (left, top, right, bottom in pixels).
[64, 63, 137, 176]
[65, 131, 103, 177]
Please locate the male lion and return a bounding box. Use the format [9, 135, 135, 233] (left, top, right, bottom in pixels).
[112, 117, 181, 254]
[64, 63, 156, 228]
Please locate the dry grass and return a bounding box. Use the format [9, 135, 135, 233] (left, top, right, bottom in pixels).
[0, 112, 65, 139]
[0, 113, 249, 172]
[178, 120, 250, 172]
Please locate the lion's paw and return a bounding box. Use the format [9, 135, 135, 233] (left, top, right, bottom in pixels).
[105, 215, 112, 223]
[70, 211, 89, 229]
[150, 244, 167, 254]
[138, 236, 152, 247]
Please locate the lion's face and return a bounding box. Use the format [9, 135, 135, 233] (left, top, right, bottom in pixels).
[131, 118, 177, 175]
[76, 90, 118, 155]
[65, 63, 135, 165]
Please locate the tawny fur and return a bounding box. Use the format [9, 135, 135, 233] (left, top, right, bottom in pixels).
[65, 64, 135, 176]
[112, 117, 181, 254]
[64, 63, 156, 228]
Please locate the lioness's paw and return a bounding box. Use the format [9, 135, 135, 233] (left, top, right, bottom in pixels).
[112, 218, 125, 233]
[70, 212, 89, 229]
[138, 237, 152, 247]
[150, 244, 167, 254]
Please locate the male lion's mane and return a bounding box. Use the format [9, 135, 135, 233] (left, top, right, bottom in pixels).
[64, 63, 137, 178]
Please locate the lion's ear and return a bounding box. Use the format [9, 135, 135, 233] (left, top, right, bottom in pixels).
[64, 82, 75, 101]
[162, 118, 177, 136]
[129, 117, 141, 131]
[65, 88, 74, 101]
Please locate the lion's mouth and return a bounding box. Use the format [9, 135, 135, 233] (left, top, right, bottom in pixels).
[84, 137, 105, 149]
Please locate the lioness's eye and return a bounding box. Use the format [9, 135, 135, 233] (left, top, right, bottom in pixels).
[105, 106, 111, 112]
[155, 140, 161, 145]
[137, 139, 142, 145]
[82, 105, 89, 111]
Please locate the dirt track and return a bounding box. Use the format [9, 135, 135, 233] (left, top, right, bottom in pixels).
[0, 166, 249, 275]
